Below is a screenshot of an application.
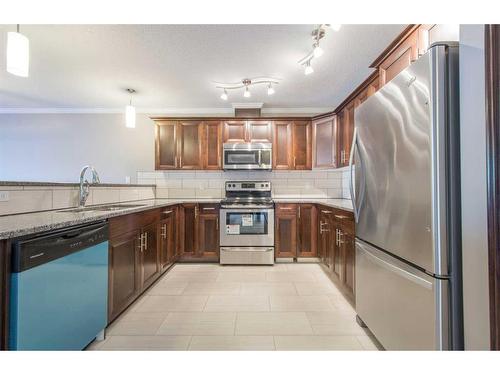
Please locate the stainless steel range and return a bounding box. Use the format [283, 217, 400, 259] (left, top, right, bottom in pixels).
[219, 181, 274, 265]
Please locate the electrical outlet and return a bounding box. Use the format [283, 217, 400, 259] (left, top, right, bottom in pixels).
[0, 191, 9, 202]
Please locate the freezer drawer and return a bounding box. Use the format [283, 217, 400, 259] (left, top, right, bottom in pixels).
[355, 239, 449, 350]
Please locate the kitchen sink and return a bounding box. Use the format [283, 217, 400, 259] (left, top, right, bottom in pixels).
[58, 203, 147, 213]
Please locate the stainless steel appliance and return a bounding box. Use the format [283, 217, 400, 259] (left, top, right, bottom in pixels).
[223, 142, 272, 170]
[350, 42, 463, 350]
[220, 181, 274, 264]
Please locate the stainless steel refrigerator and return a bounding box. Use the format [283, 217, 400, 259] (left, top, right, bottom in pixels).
[350, 42, 463, 350]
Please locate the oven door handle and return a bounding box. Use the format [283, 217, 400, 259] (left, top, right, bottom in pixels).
[220, 247, 274, 252]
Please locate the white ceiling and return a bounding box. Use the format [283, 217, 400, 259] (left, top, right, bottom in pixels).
[0, 24, 405, 114]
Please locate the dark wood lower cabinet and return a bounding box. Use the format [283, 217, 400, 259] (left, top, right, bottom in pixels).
[179, 203, 220, 262]
[343, 232, 355, 296]
[159, 208, 176, 271]
[275, 206, 297, 258]
[297, 204, 317, 257]
[276, 203, 317, 259]
[140, 223, 160, 290]
[108, 230, 141, 322]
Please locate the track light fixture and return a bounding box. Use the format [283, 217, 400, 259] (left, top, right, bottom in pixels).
[215, 77, 280, 100]
[298, 24, 341, 76]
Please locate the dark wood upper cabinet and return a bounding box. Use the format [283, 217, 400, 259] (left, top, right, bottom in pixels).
[223, 120, 247, 142]
[292, 121, 312, 170]
[313, 115, 337, 168]
[338, 102, 355, 168]
[273, 121, 293, 169]
[178, 121, 203, 169]
[297, 204, 317, 258]
[108, 230, 141, 322]
[203, 121, 222, 169]
[140, 223, 160, 290]
[247, 120, 272, 143]
[155, 120, 178, 169]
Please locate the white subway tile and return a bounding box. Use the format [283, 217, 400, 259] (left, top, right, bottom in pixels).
[300, 188, 328, 198]
[327, 171, 343, 180]
[272, 187, 301, 198]
[138, 187, 155, 200]
[222, 171, 249, 179]
[168, 188, 196, 198]
[182, 179, 208, 189]
[92, 189, 120, 205]
[169, 172, 196, 180]
[327, 188, 343, 198]
[195, 188, 223, 198]
[137, 178, 156, 186]
[315, 179, 342, 189]
[119, 188, 140, 202]
[0, 190, 53, 215]
[156, 178, 182, 188]
[52, 189, 79, 209]
[208, 179, 224, 189]
[287, 179, 313, 188]
[302, 171, 328, 179]
[156, 188, 169, 199]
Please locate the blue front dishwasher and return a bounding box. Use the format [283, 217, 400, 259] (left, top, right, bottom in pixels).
[9, 221, 109, 350]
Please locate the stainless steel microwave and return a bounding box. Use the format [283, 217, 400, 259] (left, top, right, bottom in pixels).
[222, 142, 272, 170]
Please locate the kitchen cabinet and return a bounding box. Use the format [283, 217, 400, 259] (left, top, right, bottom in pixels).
[159, 207, 176, 271]
[273, 121, 293, 170]
[292, 121, 312, 169]
[108, 208, 163, 322]
[179, 203, 220, 261]
[223, 120, 272, 143]
[313, 115, 337, 168]
[337, 101, 355, 168]
[203, 121, 222, 169]
[342, 232, 355, 295]
[354, 73, 379, 107]
[275, 204, 298, 258]
[108, 230, 141, 322]
[154, 120, 203, 170]
[318, 207, 333, 269]
[297, 204, 317, 258]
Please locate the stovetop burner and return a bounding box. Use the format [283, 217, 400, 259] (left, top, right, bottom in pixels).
[221, 181, 273, 208]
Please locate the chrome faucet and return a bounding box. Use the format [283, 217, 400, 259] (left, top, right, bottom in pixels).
[79, 165, 100, 207]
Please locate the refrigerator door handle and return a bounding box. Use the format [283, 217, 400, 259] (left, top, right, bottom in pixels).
[362, 244, 433, 290]
[349, 128, 366, 223]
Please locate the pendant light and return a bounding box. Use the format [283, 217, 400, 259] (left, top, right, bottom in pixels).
[6, 24, 30, 77]
[220, 89, 228, 101]
[243, 86, 251, 98]
[313, 43, 324, 58]
[125, 89, 136, 129]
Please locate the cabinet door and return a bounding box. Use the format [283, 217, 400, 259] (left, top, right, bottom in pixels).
[343, 232, 355, 296]
[332, 224, 343, 280]
[338, 102, 355, 167]
[379, 29, 419, 87]
[159, 211, 176, 271]
[292, 121, 312, 169]
[313, 116, 337, 168]
[178, 121, 203, 169]
[297, 204, 317, 258]
[141, 223, 160, 290]
[273, 121, 292, 169]
[108, 230, 141, 321]
[203, 121, 222, 169]
[223, 120, 247, 143]
[275, 205, 297, 258]
[247, 120, 272, 143]
[155, 120, 178, 169]
[180, 204, 198, 259]
[198, 210, 220, 260]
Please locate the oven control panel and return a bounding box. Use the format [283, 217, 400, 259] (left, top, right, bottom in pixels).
[225, 181, 271, 192]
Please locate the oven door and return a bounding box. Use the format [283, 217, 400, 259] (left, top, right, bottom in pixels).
[219, 208, 274, 247]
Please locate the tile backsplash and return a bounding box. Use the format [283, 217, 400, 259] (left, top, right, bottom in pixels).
[137, 168, 350, 199]
[0, 184, 155, 216]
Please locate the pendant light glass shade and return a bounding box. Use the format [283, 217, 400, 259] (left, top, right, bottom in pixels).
[7, 30, 29, 77]
[220, 89, 228, 100]
[313, 45, 324, 58]
[125, 104, 136, 128]
[243, 87, 251, 98]
[304, 62, 314, 75]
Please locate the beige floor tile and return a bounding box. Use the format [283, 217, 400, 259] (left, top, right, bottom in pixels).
[294, 282, 342, 296]
[204, 295, 270, 312]
[182, 282, 241, 295]
[235, 312, 313, 335]
[189, 336, 275, 350]
[219, 264, 286, 273]
[157, 312, 236, 335]
[98, 335, 191, 350]
[356, 335, 384, 350]
[265, 271, 318, 283]
[328, 295, 357, 313]
[274, 335, 364, 350]
[165, 271, 220, 282]
[216, 270, 268, 282]
[107, 312, 169, 336]
[285, 263, 324, 272]
[133, 295, 209, 312]
[270, 295, 335, 312]
[173, 264, 220, 272]
[240, 282, 297, 296]
[146, 281, 188, 296]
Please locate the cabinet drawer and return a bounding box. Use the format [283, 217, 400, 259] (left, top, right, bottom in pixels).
[199, 203, 220, 213]
[109, 208, 161, 238]
[276, 203, 298, 215]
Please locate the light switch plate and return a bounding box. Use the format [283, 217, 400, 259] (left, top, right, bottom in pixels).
[0, 191, 9, 202]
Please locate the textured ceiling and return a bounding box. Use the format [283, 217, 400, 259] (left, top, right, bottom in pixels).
[0, 24, 405, 113]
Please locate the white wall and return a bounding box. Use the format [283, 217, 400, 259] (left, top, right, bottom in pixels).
[0, 113, 155, 184]
[459, 24, 491, 350]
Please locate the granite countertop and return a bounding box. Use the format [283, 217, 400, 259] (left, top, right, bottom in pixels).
[0, 198, 353, 240]
[0, 181, 155, 188]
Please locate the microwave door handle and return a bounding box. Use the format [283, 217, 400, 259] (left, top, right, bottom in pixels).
[258, 150, 262, 166]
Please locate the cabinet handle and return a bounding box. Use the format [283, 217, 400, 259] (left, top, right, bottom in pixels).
[336, 229, 339, 246]
[179, 156, 183, 168]
[216, 217, 219, 230]
[138, 234, 143, 252]
[321, 210, 332, 214]
[203, 207, 215, 211]
[175, 156, 178, 168]
[144, 232, 148, 251]
[195, 205, 198, 218]
[293, 157, 297, 168]
[320, 221, 330, 234]
[163, 210, 173, 215]
[298, 206, 301, 219]
[161, 224, 167, 239]
[338, 230, 344, 245]
[334, 214, 348, 220]
[280, 207, 293, 210]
